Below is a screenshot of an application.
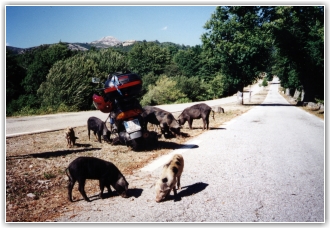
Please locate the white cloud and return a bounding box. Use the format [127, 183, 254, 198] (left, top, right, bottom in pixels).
[161, 26, 168, 30]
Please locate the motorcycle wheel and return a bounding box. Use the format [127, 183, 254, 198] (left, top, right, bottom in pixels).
[129, 137, 144, 152]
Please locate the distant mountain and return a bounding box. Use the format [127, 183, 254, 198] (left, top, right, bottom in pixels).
[6, 36, 138, 54]
[6, 46, 27, 54]
[6, 36, 192, 55]
[90, 36, 137, 48]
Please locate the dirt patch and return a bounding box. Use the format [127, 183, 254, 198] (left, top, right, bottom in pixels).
[8, 86, 321, 222]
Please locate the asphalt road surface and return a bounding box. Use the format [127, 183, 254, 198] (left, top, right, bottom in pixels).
[56, 80, 324, 222]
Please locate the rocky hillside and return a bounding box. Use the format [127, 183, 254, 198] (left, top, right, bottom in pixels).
[6, 36, 137, 53]
[90, 36, 136, 48]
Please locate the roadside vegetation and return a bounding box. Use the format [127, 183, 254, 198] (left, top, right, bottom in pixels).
[6, 6, 324, 117]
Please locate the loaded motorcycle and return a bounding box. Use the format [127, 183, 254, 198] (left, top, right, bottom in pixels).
[92, 72, 157, 151]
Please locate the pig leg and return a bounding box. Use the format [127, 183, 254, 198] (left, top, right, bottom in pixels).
[176, 175, 181, 190]
[201, 118, 207, 130]
[99, 180, 105, 199]
[188, 118, 193, 129]
[97, 132, 102, 143]
[93, 131, 98, 141]
[159, 123, 166, 136]
[67, 179, 76, 202]
[68, 137, 72, 147]
[172, 186, 178, 196]
[106, 184, 112, 195]
[77, 178, 90, 202]
[205, 112, 210, 130]
[72, 136, 76, 145]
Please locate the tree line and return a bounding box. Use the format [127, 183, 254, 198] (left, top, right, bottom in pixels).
[6, 6, 324, 116]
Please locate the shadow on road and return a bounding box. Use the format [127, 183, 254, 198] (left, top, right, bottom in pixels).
[183, 126, 226, 131]
[209, 127, 226, 130]
[156, 141, 199, 150]
[84, 188, 144, 202]
[165, 182, 209, 202]
[6, 147, 101, 160]
[127, 188, 143, 198]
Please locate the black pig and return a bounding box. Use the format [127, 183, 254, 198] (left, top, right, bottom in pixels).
[87, 116, 111, 143]
[65, 156, 129, 202]
[178, 103, 215, 130]
[141, 106, 181, 138]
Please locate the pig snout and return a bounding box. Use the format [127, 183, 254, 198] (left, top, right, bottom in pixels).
[118, 187, 129, 198]
[155, 191, 164, 203]
[155, 182, 170, 202]
[115, 177, 129, 198]
[120, 192, 128, 198]
[155, 190, 169, 203]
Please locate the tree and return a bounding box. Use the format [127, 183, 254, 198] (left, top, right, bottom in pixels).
[269, 6, 324, 102]
[201, 6, 272, 104]
[128, 42, 171, 76]
[207, 73, 228, 99]
[173, 46, 203, 77]
[140, 72, 158, 95]
[37, 48, 129, 111]
[6, 50, 26, 102]
[21, 43, 76, 97]
[38, 55, 101, 110]
[174, 75, 208, 101]
[91, 48, 129, 80]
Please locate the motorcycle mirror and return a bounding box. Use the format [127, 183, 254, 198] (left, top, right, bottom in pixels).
[92, 77, 100, 83]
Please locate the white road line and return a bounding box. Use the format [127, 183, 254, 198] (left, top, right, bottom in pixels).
[140, 139, 202, 172]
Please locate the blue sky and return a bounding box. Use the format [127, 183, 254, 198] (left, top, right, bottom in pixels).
[6, 5, 217, 48]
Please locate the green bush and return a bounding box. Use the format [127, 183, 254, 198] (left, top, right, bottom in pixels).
[140, 75, 187, 106]
[262, 77, 268, 87]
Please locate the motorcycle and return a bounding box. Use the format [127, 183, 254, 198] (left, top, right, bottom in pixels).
[92, 72, 157, 151]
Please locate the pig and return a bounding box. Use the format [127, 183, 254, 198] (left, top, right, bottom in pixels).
[141, 106, 181, 138]
[65, 156, 129, 202]
[178, 103, 215, 130]
[155, 154, 184, 202]
[87, 116, 111, 143]
[65, 126, 76, 147]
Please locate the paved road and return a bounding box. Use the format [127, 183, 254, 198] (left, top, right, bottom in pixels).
[6, 80, 263, 137]
[57, 80, 324, 222]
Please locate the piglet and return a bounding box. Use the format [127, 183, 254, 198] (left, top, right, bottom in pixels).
[65, 126, 76, 147]
[65, 156, 129, 202]
[155, 154, 184, 202]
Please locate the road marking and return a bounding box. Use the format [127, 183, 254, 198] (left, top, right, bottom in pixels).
[6, 129, 52, 138]
[140, 139, 202, 172]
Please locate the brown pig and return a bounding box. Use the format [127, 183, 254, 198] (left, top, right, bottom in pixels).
[65, 126, 76, 148]
[155, 154, 184, 202]
[178, 103, 215, 130]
